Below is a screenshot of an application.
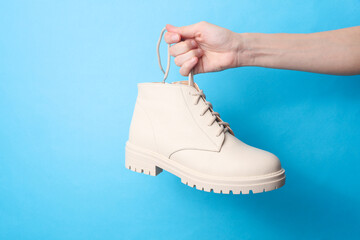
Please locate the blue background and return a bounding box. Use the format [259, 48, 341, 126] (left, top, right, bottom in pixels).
[1, 0, 360, 239]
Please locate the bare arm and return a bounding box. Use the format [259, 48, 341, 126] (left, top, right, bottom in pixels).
[240, 27, 360, 75]
[165, 22, 360, 76]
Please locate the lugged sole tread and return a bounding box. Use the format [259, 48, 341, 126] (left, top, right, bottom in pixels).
[125, 142, 285, 195]
[126, 163, 285, 194]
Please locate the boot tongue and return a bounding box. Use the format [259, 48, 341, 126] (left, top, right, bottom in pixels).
[172, 80, 200, 91]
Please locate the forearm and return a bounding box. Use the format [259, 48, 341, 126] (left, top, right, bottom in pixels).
[237, 26, 360, 75]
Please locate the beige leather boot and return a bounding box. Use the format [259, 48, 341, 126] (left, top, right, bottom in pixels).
[125, 28, 285, 194]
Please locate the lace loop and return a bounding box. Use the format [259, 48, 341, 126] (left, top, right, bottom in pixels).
[157, 27, 195, 86]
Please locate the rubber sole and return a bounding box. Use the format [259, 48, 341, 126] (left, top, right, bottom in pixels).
[125, 141, 285, 194]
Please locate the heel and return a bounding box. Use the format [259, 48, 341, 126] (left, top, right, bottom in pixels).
[125, 143, 163, 176]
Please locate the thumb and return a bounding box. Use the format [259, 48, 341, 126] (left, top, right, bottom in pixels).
[166, 23, 199, 39]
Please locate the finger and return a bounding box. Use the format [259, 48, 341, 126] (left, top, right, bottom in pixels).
[166, 23, 201, 39]
[169, 39, 198, 57]
[164, 32, 180, 44]
[179, 57, 198, 76]
[174, 48, 203, 67]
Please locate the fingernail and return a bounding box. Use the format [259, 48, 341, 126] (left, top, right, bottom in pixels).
[172, 34, 179, 41]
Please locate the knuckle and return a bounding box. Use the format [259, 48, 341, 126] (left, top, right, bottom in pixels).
[186, 39, 193, 48]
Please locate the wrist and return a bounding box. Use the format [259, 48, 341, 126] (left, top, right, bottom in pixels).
[233, 32, 256, 67]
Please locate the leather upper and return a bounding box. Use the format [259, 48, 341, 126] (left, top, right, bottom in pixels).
[129, 82, 225, 158]
[128, 81, 281, 177]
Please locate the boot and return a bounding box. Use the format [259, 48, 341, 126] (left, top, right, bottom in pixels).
[125, 28, 285, 194]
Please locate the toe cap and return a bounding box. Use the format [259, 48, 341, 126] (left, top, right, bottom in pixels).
[170, 133, 282, 178]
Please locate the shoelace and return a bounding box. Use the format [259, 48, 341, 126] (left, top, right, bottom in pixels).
[157, 27, 194, 86]
[192, 90, 230, 137]
[157, 27, 232, 136]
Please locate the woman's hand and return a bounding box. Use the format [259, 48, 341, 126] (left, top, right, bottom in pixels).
[165, 21, 245, 76]
[166, 22, 360, 76]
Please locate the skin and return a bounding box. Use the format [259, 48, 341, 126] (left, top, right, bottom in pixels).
[164, 21, 360, 76]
